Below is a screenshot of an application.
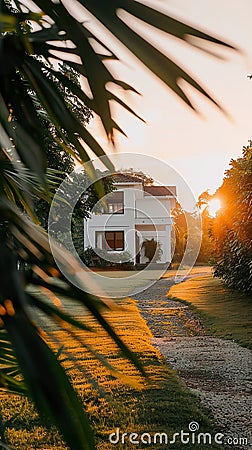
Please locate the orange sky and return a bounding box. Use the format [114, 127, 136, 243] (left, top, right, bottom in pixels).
[70, 0, 252, 210]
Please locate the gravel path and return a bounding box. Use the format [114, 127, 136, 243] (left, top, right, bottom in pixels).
[133, 275, 252, 450]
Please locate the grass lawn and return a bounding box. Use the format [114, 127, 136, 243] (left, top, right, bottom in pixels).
[169, 275, 252, 349]
[1, 295, 223, 449]
[75, 266, 212, 299]
[76, 268, 165, 298]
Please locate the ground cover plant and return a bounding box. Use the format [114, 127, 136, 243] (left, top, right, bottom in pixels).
[0, 1, 236, 447]
[0, 295, 223, 450]
[169, 275, 252, 349]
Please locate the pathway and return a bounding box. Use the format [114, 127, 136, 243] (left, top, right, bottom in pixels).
[133, 275, 252, 450]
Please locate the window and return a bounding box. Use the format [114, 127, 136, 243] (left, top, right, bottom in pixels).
[106, 231, 124, 250]
[95, 231, 124, 251]
[108, 203, 124, 214]
[102, 191, 124, 214]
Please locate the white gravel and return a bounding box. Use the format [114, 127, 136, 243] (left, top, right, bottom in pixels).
[133, 276, 252, 450]
[152, 336, 252, 449]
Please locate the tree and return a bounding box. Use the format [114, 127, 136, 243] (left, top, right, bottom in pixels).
[0, 1, 235, 449]
[142, 238, 163, 263]
[33, 63, 91, 227]
[195, 191, 214, 264]
[23, 60, 115, 256]
[197, 207, 214, 263]
[171, 202, 203, 264]
[51, 169, 115, 255]
[212, 143, 252, 292]
[114, 168, 154, 185]
[171, 201, 187, 263]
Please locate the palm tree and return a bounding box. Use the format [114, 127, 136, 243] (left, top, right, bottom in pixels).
[0, 1, 235, 449]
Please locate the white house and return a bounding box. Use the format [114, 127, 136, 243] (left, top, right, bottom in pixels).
[84, 174, 176, 265]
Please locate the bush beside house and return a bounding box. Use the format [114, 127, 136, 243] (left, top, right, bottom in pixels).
[80, 247, 134, 269]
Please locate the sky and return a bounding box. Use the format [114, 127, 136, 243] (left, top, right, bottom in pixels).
[72, 0, 252, 210]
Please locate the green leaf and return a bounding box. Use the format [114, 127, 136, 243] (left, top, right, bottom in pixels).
[44, 66, 143, 127]
[0, 200, 146, 378]
[0, 331, 26, 396]
[4, 309, 95, 450]
[78, 1, 234, 111]
[118, 0, 235, 50]
[0, 92, 46, 183]
[22, 57, 114, 171]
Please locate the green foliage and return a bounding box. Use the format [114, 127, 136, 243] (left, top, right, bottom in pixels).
[0, 0, 234, 186]
[142, 238, 163, 263]
[81, 247, 134, 269]
[48, 170, 115, 256]
[197, 215, 214, 264]
[0, 330, 27, 396]
[0, 1, 235, 449]
[0, 296, 222, 450]
[196, 192, 214, 264]
[171, 203, 203, 263]
[171, 202, 188, 263]
[172, 198, 214, 265]
[212, 143, 252, 292]
[33, 63, 93, 228]
[113, 168, 154, 185]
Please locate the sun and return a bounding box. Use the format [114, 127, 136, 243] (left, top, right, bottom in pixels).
[208, 198, 221, 217]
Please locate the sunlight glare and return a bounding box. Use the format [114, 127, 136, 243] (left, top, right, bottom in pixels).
[208, 198, 221, 217]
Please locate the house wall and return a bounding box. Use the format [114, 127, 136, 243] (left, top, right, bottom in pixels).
[134, 195, 172, 263]
[84, 188, 137, 260]
[136, 197, 170, 219]
[84, 184, 174, 265]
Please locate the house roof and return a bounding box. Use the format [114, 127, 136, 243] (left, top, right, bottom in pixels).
[144, 186, 176, 197]
[112, 173, 143, 183]
[111, 173, 176, 197]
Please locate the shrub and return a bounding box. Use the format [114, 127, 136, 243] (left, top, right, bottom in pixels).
[80, 247, 134, 269]
[141, 239, 163, 263]
[212, 143, 252, 292]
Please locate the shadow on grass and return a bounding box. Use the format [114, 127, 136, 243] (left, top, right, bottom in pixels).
[1, 296, 224, 449]
[169, 275, 252, 349]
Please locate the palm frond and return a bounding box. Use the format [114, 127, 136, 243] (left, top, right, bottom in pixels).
[0, 331, 26, 396]
[0, 197, 146, 448]
[0, 2, 237, 449]
[1, 0, 235, 173]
